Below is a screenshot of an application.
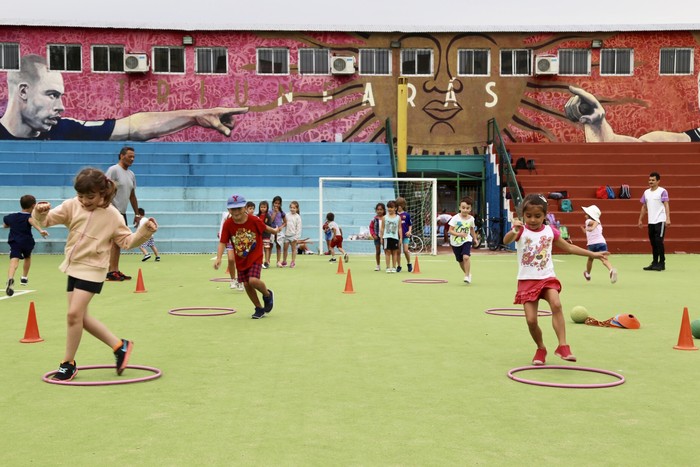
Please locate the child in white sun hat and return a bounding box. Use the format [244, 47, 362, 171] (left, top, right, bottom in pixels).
[580, 205, 617, 283]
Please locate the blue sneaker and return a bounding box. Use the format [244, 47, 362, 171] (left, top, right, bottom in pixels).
[396, 266, 402, 273]
[263, 289, 274, 313]
[407, 263, 413, 273]
[252, 307, 266, 319]
[114, 339, 134, 375]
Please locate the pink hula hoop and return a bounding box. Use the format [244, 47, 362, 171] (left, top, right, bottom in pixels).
[508, 365, 625, 388]
[168, 307, 236, 316]
[485, 307, 552, 317]
[402, 278, 448, 284]
[42, 364, 162, 386]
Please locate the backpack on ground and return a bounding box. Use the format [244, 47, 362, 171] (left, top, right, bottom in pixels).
[525, 159, 537, 173]
[605, 185, 616, 199]
[546, 213, 560, 228]
[560, 199, 573, 212]
[619, 184, 631, 199]
[596, 186, 608, 199]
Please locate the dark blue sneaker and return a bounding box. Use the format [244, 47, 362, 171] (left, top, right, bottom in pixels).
[5, 278, 14, 296]
[396, 266, 402, 273]
[114, 339, 133, 375]
[407, 263, 413, 273]
[252, 307, 266, 319]
[263, 289, 274, 313]
[53, 361, 78, 381]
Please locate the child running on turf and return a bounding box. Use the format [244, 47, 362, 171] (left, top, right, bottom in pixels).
[370, 202, 386, 271]
[396, 196, 413, 272]
[325, 212, 348, 263]
[381, 200, 402, 272]
[282, 201, 302, 268]
[32, 167, 158, 381]
[4, 194, 48, 296]
[257, 200, 273, 269]
[503, 194, 609, 366]
[215, 194, 278, 319]
[270, 195, 287, 267]
[135, 208, 161, 262]
[219, 209, 243, 291]
[448, 196, 476, 284]
[580, 205, 617, 284]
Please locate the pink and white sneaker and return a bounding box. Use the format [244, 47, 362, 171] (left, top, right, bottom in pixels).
[554, 345, 577, 362]
[532, 348, 547, 366]
[583, 271, 591, 281]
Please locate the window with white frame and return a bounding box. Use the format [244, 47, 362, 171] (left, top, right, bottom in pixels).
[92, 45, 124, 72]
[600, 48, 633, 75]
[401, 49, 433, 76]
[0, 42, 20, 70]
[195, 47, 227, 74]
[457, 49, 489, 76]
[359, 48, 391, 75]
[500, 49, 532, 76]
[558, 49, 591, 75]
[257, 48, 289, 75]
[659, 48, 693, 75]
[153, 46, 185, 73]
[48, 44, 81, 72]
[298, 48, 329, 74]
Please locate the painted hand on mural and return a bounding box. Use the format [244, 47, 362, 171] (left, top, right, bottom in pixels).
[111, 107, 248, 141]
[565, 85, 694, 143]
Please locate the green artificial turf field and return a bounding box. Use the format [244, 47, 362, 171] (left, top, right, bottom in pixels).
[2, 252, 699, 466]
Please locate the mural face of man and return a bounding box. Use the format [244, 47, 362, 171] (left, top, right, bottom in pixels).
[20, 66, 65, 135]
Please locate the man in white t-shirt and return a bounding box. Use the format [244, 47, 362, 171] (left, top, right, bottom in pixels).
[436, 209, 452, 246]
[638, 172, 671, 271]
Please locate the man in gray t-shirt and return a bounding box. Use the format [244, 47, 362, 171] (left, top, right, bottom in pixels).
[105, 146, 141, 281]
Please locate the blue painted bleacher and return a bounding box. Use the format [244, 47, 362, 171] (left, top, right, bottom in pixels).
[0, 141, 393, 254]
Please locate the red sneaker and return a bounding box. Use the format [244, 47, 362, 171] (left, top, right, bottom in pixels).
[555, 345, 577, 362]
[532, 348, 547, 366]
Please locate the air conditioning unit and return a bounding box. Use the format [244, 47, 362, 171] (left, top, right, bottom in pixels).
[331, 56, 355, 75]
[535, 55, 558, 75]
[124, 53, 149, 73]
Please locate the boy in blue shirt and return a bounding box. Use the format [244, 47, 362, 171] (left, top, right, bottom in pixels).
[3, 194, 48, 296]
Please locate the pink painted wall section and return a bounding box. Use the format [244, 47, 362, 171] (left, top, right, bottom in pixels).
[1, 27, 699, 150]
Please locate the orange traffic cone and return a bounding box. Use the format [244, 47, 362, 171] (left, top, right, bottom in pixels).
[674, 307, 698, 350]
[412, 257, 421, 274]
[343, 269, 355, 294]
[20, 301, 44, 343]
[336, 257, 345, 274]
[134, 268, 147, 293]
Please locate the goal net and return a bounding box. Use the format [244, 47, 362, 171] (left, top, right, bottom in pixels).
[319, 177, 438, 255]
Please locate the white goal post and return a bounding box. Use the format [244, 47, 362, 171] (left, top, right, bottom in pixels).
[319, 177, 438, 255]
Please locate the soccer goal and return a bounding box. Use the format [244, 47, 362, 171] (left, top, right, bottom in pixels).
[318, 177, 438, 255]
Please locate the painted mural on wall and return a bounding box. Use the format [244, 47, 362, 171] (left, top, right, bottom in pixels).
[1, 28, 699, 151]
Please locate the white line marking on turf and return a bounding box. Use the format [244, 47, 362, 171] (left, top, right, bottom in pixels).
[0, 289, 36, 300]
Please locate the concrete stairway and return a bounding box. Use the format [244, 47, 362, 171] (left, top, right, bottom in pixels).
[507, 142, 700, 254]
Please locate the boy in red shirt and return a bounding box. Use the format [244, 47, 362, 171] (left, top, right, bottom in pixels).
[215, 194, 278, 319]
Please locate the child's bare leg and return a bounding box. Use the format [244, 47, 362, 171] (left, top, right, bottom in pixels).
[385, 250, 391, 268]
[291, 240, 298, 263]
[599, 257, 613, 271]
[21, 257, 31, 277]
[151, 245, 160, 257]
[83, 313, 121, 349]
[7, 257, 19, 279]
[543, 289, 567, 346]
[283, 242, 290, 263]
[139, 246, 148, 256]
[64, 290, 97, 361]
[403, 243, 411, 263]
[586, 257, 594, 274]
[375, 244, 381, 266]
[462, 255, 471, 276]
[393, 250, 400, 268]
[245, 277, 270, 308]
[524, 301, 545, 348]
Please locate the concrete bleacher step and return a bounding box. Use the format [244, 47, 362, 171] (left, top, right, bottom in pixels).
[0, 141, 394, 254]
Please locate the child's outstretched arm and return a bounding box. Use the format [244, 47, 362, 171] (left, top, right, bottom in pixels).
[28, 217, 49, 238]
[554, 236, 609, 260]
